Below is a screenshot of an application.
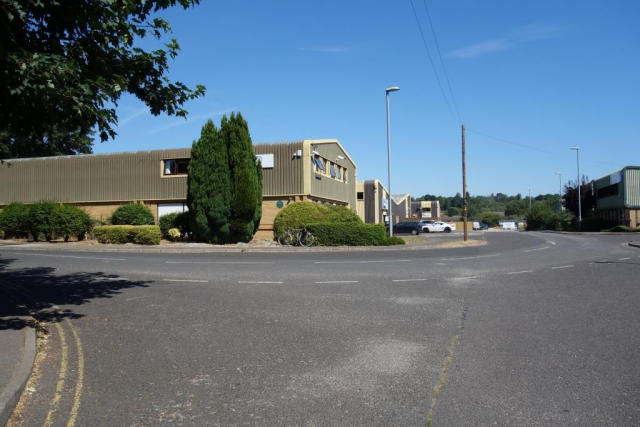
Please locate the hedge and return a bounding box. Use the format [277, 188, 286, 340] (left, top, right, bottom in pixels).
[110, 204, 155, 226]
[51, 205, 93, 241]
[94, 225, 161, 245]
[28, 201, 57, 241]
[0, 202, 30, 238]
[159, 211, 190, 236]
[273, 201, 361, 238]
[306, 223, 386, 246]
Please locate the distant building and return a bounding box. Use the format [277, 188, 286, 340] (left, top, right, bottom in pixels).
[0, 139, 357, 239]
[356, 180, 390, 224]
[591, 166, 640, 228]
[391, 194, 412, 224]
[410, 200, 441, 220]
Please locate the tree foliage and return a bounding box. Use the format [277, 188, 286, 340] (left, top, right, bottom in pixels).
[0, 0, 206, 157]
[187, 120, 231, 243]
[562, 175, 594, 220]
[110, 204, 155, 226]
[187, 114, 262, 243]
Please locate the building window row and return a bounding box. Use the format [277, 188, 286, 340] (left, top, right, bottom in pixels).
[314, 155, 347, 183]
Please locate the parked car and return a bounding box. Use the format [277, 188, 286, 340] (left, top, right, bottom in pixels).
[422, 221, 456, 233]
[473, 221, 489, 230]
[392, 221, 423, 235]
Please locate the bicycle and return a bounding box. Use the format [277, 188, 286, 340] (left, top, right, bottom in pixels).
[278, 227, 315, 247]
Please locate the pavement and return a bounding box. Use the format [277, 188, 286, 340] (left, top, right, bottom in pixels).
[0, 290, 36, 427]
[0, 231, 639, 426]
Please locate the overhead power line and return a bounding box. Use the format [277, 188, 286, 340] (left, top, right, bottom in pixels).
[420, 0, 463, 123]
[466, 128, 623, 167]
[408, 0, 460, 126]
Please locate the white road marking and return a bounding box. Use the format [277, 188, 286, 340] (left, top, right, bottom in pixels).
[508, 270, 534, 275]
[524, 246, 551, 252]
[165, 261, 276, 264]
[315, 280, 359, 284]
[619, 257, 631, 261]
[552, 265, 574, 270]
[163, 279, 208, 283]
[453, 275, 485, 280]
[441, 254, 499, 261]
[548, 241, 556, 245]
[314, 260, 411, 264]
[238, 281, 283, 284]
[434, 263, 448, 265]
[7, 252, 125, 261]
[393, 278, 430, 282]
[94, 277, 131, 281]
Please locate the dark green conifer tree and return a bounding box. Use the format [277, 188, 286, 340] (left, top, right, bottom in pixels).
[186, 120, 231, 243]
[225, 113, 261, 242]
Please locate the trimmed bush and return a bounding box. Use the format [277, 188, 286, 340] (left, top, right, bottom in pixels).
[273, 201, 361, 238]
[0, 202, 30, 238]
[28, 201, 57, 241]
[94, 225, 161, 245]
[159, 212, 191, 237]
[167, 228, 181, 241]
[159, 212, 179, 235]
[306, 223, 386, 246]
[382, 236, 405, 246]
[110, 204, 155, 226]
[51, 205, 93, 241]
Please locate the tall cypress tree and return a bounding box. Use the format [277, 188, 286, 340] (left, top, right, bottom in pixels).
[225, 113, 262, 242]
[186, 120, 231, 243]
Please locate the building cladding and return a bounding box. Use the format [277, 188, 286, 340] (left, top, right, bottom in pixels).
[592, 166, 640, 228]
[356, 180, 390, 224]
[0, 139, 357, 238]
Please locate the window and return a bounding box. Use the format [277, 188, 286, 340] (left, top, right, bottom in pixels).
[336, 167, 341, 180]
[330, 163, 336, 178]
[357, 192, 364, 200]
[597, 184, 619, 199]
[163, 159, 189, 176]
[314, 156, 325, 173]
[342, 169, 347, 183]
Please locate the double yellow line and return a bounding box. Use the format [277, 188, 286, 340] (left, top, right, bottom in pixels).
[4, 286, 85, 427]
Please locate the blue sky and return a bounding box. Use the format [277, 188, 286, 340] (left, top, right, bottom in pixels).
[98, 0, 640, 198]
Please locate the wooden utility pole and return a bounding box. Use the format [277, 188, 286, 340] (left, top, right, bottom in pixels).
[462, 124, 468, 242]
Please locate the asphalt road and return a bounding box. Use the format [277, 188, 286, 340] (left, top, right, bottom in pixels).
[1, 232, 639, 426]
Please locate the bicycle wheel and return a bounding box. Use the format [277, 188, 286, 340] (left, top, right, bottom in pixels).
[278, 231, 295, 246]
[299, 232, 315, 247]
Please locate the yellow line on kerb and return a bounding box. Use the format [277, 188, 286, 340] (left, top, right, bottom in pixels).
[65, 319, 85, 427]
[43, 321, 68, 427]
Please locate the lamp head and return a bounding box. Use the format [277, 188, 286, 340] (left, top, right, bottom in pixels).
[570, 146, 579, 150]
[385, 86, 400, 93]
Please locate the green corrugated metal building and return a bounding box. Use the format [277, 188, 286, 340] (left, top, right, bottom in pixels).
[591, 166, 640, 228]
[0, 139, 357, 238]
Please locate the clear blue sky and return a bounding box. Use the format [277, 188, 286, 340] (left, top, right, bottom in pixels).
[96, 0, 640, 198]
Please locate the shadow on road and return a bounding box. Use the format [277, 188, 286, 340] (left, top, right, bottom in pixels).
[0, 257, 150, 330]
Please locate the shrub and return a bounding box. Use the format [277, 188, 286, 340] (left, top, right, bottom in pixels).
[110, 204, 155, 226]
[51, 205, 93, 241]
[602, 225, 640, 233]
[306, 223, 386, 246]
[159, 212, 179, 235]
[94, 225, 161, 245]
[382, 236, 405, 246]
[273, 201, 361, 238]
[0, 202, 30, 238]
[159, 212, 191, 237]
[27, 201, 57, 241]
[167, 228, 181, 241]
[579, 217, 618, 232]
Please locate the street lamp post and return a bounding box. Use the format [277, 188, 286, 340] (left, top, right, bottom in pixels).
[386, 86, 400, 237]
[571, 147, 581, 230]
[555, 172, 563, 226]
